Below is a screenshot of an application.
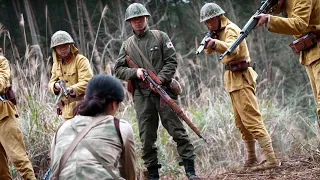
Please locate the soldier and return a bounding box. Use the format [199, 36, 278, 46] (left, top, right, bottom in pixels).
[114, 3, 199, 180]
[0, 48, 36, 180]
[48, 30, 93, 120]
[255, 0, 320, 121]
[50, 74, 136, 179]
[200, 3, 278, 170]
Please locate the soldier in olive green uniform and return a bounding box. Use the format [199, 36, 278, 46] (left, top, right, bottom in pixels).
[0, 49, 36, 180]
[255, 0, 320, 121]
[115, 3, 199, 180]
[48, 31, 93, 120]
[200, 3, 278, 170]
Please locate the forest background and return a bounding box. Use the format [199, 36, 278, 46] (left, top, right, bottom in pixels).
[0, 0, 319, 179]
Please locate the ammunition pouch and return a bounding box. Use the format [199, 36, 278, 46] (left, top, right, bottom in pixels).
[289, 32, 320, 54]
[225, 60, 250, 72]
[169, 79, 182, 96]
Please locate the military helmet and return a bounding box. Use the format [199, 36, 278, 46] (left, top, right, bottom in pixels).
[200, 3, 225, 22]
[125, 3, 150, 21]
[50, 30, 74, 49]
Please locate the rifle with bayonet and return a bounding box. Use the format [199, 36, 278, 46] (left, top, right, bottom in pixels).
[143, 70, 207, 143]
[219, 0, 280, 60]
[125, 55, 207, 143]
[195, 30, 215, 55]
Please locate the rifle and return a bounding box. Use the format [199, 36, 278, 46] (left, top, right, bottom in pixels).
[42, 168, 51, 180]
[219, 0, 279, 60]
[57, 80, 69, 98]
[195, 30, 215, 55]
[143, 70, 207, 143]
[55, 80, 69, 115]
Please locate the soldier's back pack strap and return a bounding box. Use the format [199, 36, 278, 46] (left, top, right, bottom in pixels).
[289, 32, 320, 54]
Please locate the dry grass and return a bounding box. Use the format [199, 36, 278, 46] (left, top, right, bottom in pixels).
[1, 2, 319, 178]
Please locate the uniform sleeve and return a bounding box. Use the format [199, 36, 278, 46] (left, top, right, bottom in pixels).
[209, 25, 240, 57]
[119, 120, 136, 180]
[157, 32, 177, 84]
[48, 62, 59, 95]
[269, 0, 311, 35]
[114, 42, 138, 81]
[70, 56, 93, 96]
[0, 57, 10, 93]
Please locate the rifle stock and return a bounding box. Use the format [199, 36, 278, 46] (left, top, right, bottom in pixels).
[143, 70, 207, 143]
[219, 0, 279, 60]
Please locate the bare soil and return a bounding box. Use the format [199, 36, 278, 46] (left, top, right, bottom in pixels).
[210, 156, 320, 180]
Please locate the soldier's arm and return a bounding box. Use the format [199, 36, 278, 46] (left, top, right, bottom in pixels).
[114, 42, 138, 81]
[119, 120, 136, 180]
[205, 25, 240, 58]
[70, 56, 93, 96]
[0, 57, 10, 93]
[157, 32, 177, 84]
[269, 0, 311, 35]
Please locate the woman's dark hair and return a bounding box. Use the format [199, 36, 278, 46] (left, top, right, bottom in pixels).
[77, 74, 124, 116]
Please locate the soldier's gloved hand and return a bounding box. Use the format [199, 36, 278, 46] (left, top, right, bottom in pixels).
[205, 38, 216, 50]
[136, 68, 146, 79]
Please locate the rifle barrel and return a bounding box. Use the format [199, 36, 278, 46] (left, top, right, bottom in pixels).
[219, 0, 274, 61]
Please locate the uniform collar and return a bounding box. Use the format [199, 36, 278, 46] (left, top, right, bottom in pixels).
[219, 15, 229, 31]
[52, 44, 79, 64]
[133, 26, 150, 38]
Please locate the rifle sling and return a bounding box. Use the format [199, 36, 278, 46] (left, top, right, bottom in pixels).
[130, 36, 157, 73]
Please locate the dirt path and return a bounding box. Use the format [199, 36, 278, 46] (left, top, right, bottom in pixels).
[211, 156, 320, 180]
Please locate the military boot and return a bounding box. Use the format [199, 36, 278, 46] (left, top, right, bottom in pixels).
[252, 136, 279, 171]
[147, 165, 161, 180]
[243, 140, 258, 167]
[182, 159, 200, 180]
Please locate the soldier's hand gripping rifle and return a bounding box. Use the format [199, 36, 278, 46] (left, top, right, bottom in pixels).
[219, 0, 280, 60]
[143, 70, 207, 143]
[55, 80, 70, 115]
[57, 80, 69, 98]
[196, 30, 215, 55]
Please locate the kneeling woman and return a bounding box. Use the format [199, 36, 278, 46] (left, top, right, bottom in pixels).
[50, 74, 136, 180]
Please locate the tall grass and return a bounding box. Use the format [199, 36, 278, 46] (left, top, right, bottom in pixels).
[3, 28, 318, 180]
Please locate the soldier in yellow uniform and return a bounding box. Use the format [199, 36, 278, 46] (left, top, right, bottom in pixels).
[48, 31, 93, 120]
[199, 3, 278, 170]
[0, 48, 36, 180]
[255, 0, 320, 121]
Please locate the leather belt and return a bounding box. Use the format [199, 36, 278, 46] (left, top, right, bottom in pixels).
[225, 60, 251, 71]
